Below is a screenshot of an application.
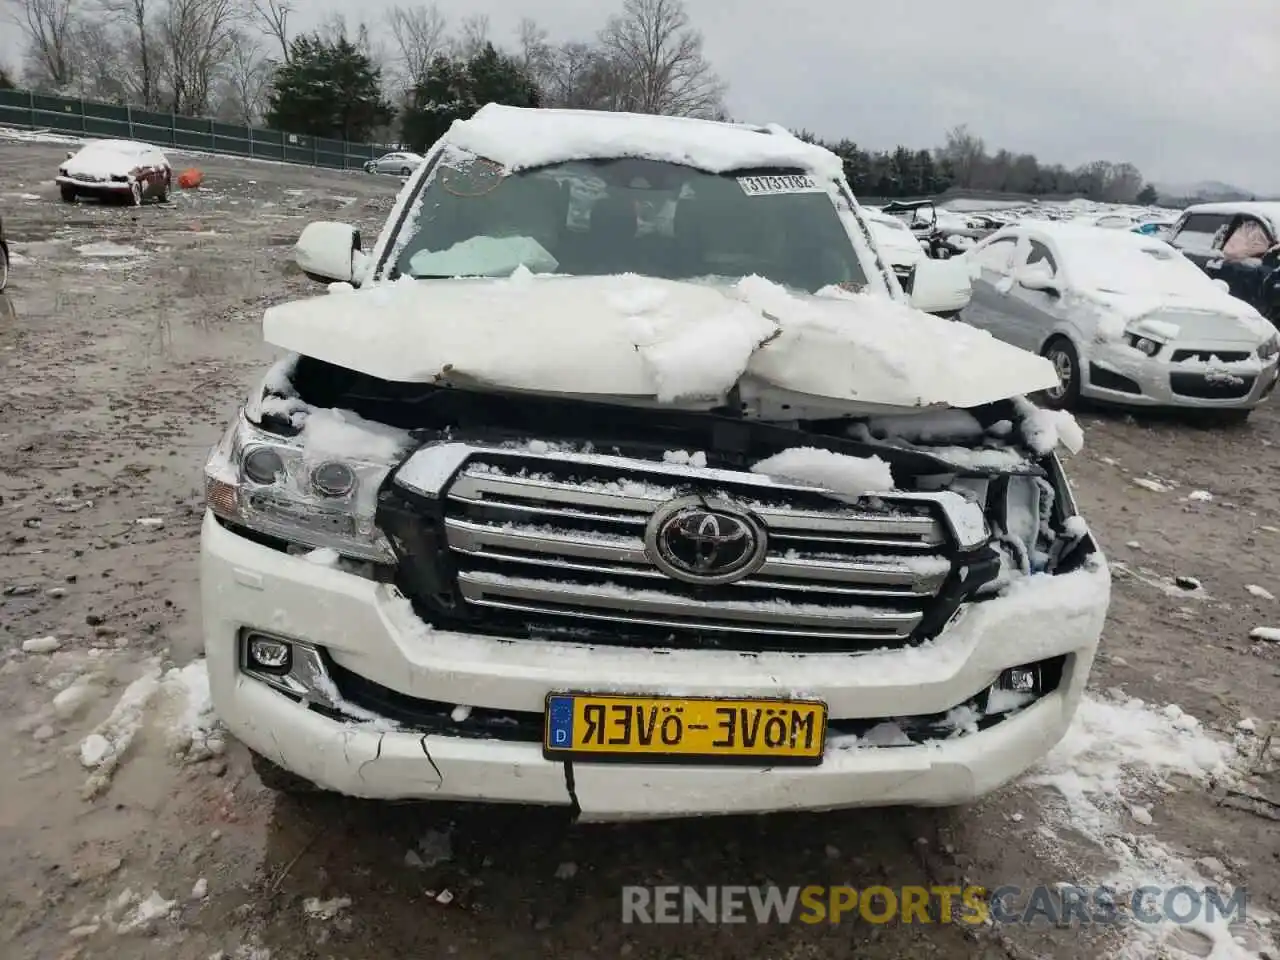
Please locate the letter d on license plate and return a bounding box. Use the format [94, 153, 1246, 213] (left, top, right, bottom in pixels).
[543, 694, 827, 765]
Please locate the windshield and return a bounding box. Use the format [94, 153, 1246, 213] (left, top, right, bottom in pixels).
[390, 152, 868, 294]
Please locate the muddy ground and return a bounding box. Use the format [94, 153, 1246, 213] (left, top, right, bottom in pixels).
[0, 140, 1277, 960]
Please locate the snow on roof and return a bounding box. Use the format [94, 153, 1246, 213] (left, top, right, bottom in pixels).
[1019, 222, 1243, 303]
[1184, 200, 1280, 230]
[444, 104, 846, 179]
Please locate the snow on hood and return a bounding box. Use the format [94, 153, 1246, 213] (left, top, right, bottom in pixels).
[444, 104, 845, 179]
[62, 141, 164, 179]
[262, 271, 1059, 412]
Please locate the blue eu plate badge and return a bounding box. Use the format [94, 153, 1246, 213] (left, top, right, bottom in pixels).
[547, 695, 575, 749]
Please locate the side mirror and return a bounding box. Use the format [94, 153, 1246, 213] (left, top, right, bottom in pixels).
[1212, 278, 1230, 294]
[1016, 267, 1060, 298]
[910, 257, 972, 316]
[66, 150, 75, 159]
[294, 221, 363, 285]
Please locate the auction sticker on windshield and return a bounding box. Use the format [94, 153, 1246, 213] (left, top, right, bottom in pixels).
[737, 174, 825, 196]
[544, 693, 827, 764]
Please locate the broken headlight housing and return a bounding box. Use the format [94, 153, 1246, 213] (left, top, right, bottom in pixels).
[204, 413, 401, 563]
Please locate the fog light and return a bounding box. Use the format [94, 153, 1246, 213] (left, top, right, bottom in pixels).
[247, 634, 292, 671]
[999, 667, 1039, 693]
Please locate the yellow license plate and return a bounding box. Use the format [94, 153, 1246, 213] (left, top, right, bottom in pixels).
[543, 694, 827, 765]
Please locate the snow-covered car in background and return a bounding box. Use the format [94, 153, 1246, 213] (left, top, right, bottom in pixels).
[863, 208, 927, 279]
[363, 152, 425, 176]
[202, 104, 1108, 820]
[0, 212, 9, 292]
[56, 139, 172, 206]
[1167, 202, 1280, 326]
[959, 223, 1280, 420]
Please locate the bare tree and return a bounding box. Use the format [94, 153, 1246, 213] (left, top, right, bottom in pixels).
[597, 0, 724, 117]
[248, 0, 288, 61]
[97, 0, 160, 106]
[385, 3, 446, 91]
[452, 12, 489, 58]
[515, 16, 557, 91]
[216, 28, 270, 123]
[156, 0, 243, 115]
[936, 125, 986, 188]
[5, 0, 82, 89]
[70, 18, 131, 99]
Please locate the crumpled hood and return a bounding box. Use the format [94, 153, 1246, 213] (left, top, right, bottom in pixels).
[262, 271, 1059, 411]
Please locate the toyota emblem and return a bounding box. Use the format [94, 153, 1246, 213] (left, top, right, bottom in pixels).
[644, 496, 767, 585]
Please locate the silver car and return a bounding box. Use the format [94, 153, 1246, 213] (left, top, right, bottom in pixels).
[958, 222, 1280, 422]
[363, 152, 425, 176]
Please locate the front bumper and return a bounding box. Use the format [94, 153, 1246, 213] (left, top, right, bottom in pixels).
[201, 513, 1109, 819]
[55, 175, 133, 192]
[1082, 342, 1279, 409]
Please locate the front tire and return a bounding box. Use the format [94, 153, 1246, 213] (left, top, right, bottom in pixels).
[400, 166, 411, 176]
[130, 180, 143, 206]
[250, 750, 323, 795]
[1040, 337, 1081, 409]
[0, 247, 8, 292]
[60, 185, 77, 203]
[157, 175, 170, 203]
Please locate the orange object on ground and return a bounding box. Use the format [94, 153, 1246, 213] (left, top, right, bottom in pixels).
[178, 168, 203, 189]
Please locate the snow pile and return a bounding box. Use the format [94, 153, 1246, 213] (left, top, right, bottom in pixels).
[302, 896, 351, 920]
[1014, 397, 1085, 455]
[751, 447, 894, 497]
[79, 659, 163, 798]
[115, 890, 177, 934]
[298, 407, 413, 461]
[156, 659, 224, 762]
[408, 235, 559, 277]
[444, 103, 845, 178]
[1027, 693, 1275, 959]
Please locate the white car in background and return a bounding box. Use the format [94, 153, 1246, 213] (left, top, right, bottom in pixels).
[959, 223, 1280, 421]
[56, 139, 172, 206]
[363, 152, 425, 176]
[863, 208, 927, 277]
[202, 104, 1108, 821]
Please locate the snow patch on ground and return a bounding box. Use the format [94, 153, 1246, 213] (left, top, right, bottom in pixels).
[1027, 692, 1275, 959]
[156, 659, 224, 762]
[78, 658, 163, 798]
[76, 242, 145, 258]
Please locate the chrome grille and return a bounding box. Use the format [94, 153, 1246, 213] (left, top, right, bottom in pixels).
[390, 444, 988, 651]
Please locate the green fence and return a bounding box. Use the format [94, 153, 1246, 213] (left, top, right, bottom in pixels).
[0, 88, 395, 171]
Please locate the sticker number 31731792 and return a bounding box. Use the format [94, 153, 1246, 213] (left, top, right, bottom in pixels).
[737, 174, 824, 196]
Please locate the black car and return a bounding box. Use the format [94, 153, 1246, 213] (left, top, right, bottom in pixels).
[0, 212, 9, 293]
[1166, 202, 1280, 325]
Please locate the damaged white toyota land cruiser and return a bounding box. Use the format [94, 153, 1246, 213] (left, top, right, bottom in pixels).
[202, 105, 1110, 820]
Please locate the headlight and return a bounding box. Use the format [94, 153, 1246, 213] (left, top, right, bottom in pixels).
[1125, 333, 1163, 357]
[1259, 335, 1280, 360]
[204, 413, 406, 563]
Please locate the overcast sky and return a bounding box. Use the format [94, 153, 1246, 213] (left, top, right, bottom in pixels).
[6, 0, 1277, 191]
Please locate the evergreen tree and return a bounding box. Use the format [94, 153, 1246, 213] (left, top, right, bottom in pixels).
[1136, 183, 1159, 206]
[401, 43, 541, 152]
[0, 66, 14, 90]
[266, 33, 393, 142]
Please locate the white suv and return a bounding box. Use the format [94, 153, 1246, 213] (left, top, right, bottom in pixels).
[202, 105, 1109, 820]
